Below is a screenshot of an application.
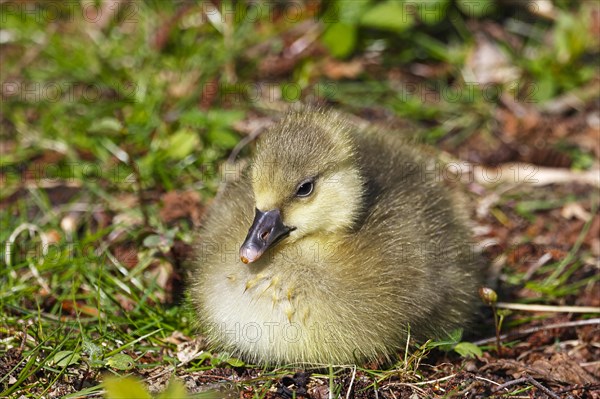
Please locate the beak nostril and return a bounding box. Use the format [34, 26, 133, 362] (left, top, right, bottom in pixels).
[260, 231, 270, 241]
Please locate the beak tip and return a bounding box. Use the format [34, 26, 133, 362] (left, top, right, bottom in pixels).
[240, 208, 291, 266]
[240, 245, 260, 264]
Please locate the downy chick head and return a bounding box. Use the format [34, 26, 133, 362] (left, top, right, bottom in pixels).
[240, 111, 364, 264]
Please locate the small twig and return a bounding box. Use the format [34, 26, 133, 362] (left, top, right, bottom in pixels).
[472, 163, 600, 187]
[474, 375, 503, 388]
[328, 365, 334, 399]
[144, 365, 175, 382]
[523, 252, 553, 280]
[492, 377, 528, 392]
[495, 302, 600, 314]
[413, 374, 457, 386]
[493, 375, 561, 399]
[345, 366, 356, 399]
[473, 318, 600, 346]
[284, 22, 322, 58]
[525, 375, 561, 399]
[580, 360, 600, 368]
[227, 123, 269, 164]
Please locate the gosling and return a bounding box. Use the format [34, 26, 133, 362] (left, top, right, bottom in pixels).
[191, 109, 482, 365]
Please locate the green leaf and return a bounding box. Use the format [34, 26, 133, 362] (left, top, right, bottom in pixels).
[180, 110, 209, 128]
[143, 234, 162, 248]
[515, 199, 563, 218]
[157, 378, 188, 399]
[324, 0, 372, 24]
[106, 353, 135, 371]
[321, 23, 357, 58]
[83, 339, 103, 362]
[206, 109, 245, 128]
[166, 128, 200, 160]
[103, 376, 151, 399]
[497, 309, 512, 318]
[225, 357, 245, 367]
[534, 75, 556, 102]
[211, 352, 244, 367]
[426, 328, 463, 351]
[446, 328, 463, 344]
[143, 230, 176, 253]
[454, 342, 483, 358]
[360, 0, 414, 33]
[195, 352, 213, 365]
[205, 129, 239, 149]
[88, 117, 123, 135]
[570, 150, 594, 171]
[52, 350, 81, 367]
[554, 11, 589, 64]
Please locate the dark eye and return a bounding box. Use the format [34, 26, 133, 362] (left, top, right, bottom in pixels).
[295, 179, 314, 197]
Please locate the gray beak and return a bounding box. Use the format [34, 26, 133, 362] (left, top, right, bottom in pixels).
[240, 208, 293, 264]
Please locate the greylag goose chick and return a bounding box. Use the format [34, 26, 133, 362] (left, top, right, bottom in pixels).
[191, 109, 482, 365]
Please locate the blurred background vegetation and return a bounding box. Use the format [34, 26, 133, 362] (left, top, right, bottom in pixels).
[1, 0, 598, 398]
[2, 0, 598, 195]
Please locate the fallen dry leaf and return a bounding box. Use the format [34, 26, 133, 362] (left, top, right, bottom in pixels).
[61, 300, 101, 318]
[159, 190, 203, 225]
[177, 336, 207, 365]
[161, 330, 192, 346]
[529, 353, 599, 385]
[321, 58, 364, 80]
[561, 202, 592, 221]
[146, 259, 177, 303]
[465, 34, 520, 85]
